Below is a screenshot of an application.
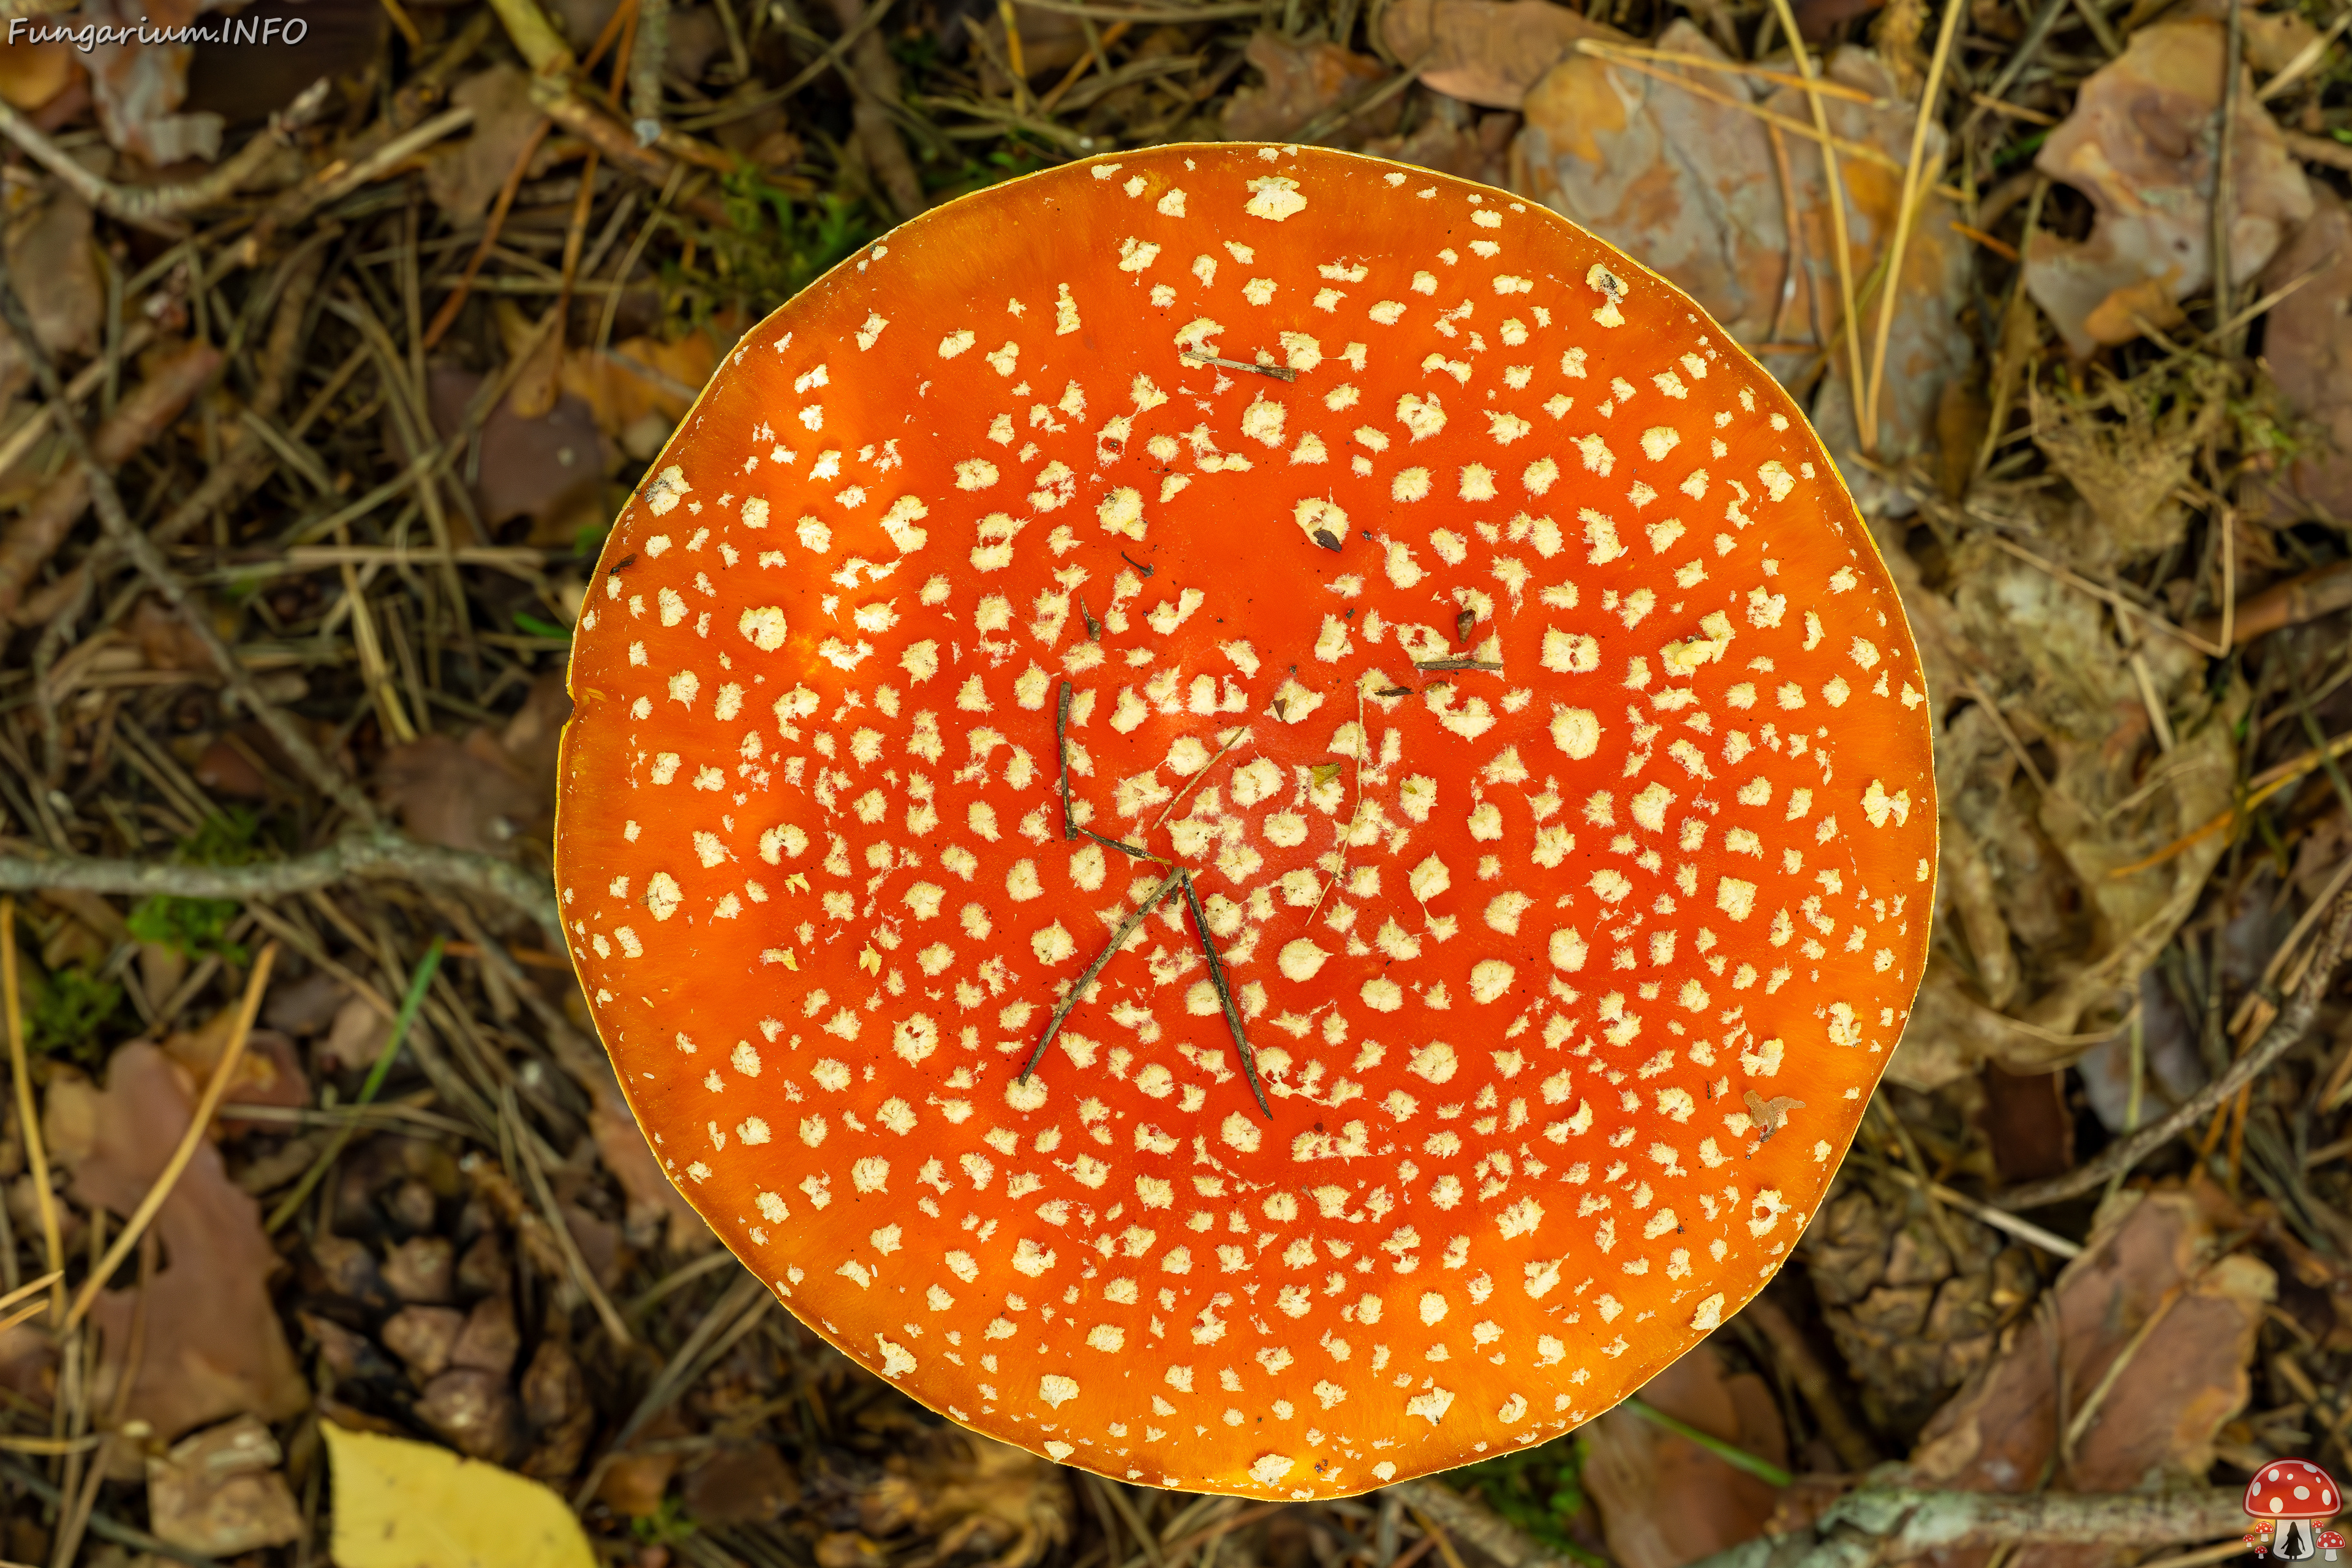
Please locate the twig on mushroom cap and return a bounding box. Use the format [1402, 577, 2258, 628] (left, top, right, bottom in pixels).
[1182, 872, 1270, 1119]
[1058, 679, 1080, 841]
[1178, 350, 1299, 382]
[1022, 867, 1188, 1082]
[1411, 657, 1505, 673]
[1676, 1485, 2250, 1568]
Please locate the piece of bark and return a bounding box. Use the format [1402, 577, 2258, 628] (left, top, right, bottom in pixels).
[0, 337, 220, 618]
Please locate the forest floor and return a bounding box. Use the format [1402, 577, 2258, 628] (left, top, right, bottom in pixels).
[0, 0, 2347, 1561]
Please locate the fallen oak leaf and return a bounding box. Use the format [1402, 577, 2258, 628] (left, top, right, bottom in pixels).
[2023, 19, 2312, 354]
[43, 1041, 309, 1446]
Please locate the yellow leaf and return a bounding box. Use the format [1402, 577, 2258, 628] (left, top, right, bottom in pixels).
[859, 945, 882, 975]
[323, 1423, 595, 1568]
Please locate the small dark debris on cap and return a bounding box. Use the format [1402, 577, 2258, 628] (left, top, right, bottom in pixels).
[1312, 529, 1341, 552]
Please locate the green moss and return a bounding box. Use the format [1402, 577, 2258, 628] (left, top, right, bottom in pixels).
[125, 807, 268, 963]
[1450, 1437, 1608, 1565]
[22, 963, 125, 1065]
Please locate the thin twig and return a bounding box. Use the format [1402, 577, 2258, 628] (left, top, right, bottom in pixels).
[1181, 872, 1268, 1119]
[1148, 726, 1250, 834]
[0, 832, 563, 947]
[507, 1088, 635, 1347]
[1022, 869, 1186, 1080]
[1764, 0, 1869, 449]
[0, 80, 330, 227]
[1178, 350, 1298, 382]
[1861, 0, 1965, 451]
[0, 902, 62, 1325]
[1058, 679, 1079, 841]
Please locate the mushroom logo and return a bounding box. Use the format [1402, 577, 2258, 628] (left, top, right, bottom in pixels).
[2251, 1531, 2275, 1559]
[2245, 1460, 2342, 1561]
[554, 142, 1940, 1496]
[2320, 1530, 2343, 1562]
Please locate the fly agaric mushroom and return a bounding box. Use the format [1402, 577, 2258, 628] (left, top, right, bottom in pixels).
[2248, 1460, 2342, 1559]
[555, 143, 1937, 1499]
[2320, 1529, 2343, 1561]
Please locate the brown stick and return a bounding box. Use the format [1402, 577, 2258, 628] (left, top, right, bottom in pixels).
[1681, 1487, 2252, 1568]
[2188, 559, 2352, 648]
[530, 83, 737, 225]
[0, 339, 222, 618]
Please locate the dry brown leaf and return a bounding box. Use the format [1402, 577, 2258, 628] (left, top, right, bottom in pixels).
[2258, 186, 2352, 519]
[162, 1000, 311, 1123]
[1220, 31, 1398, 144]
[1515, 21, 1787, 347]
[1378, 0, 1619, 108]
[1361, 103, 1519, 189]
[82, 0, 230, 162]
[971, 4, 1090, 93]
[685, 1442, 800, 1526]
[43, 1043, 309, 1446]
[2024, 20, 2312, 355]
[557, 315, 744, 446]
[1582, 1344, 1789, 1568]
[590, 1097, 717, 1252]
[1904, 1185, 2271, 1568]
[427, 68, 547, 224]
[1893, 572, 2240, 1087]
[375, 729, 549, 858]
[0, 194, 99, 410]
[1758, 50, 1975, 480]
[424, 363, 608, 543]
[1518, 40, 1971, 486]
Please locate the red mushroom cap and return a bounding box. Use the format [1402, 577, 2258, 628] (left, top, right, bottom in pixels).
[2321, 1530, 2345, 1547]
[2248, 1461, 2342, 1519]
[555, 143, 1937, 1498]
